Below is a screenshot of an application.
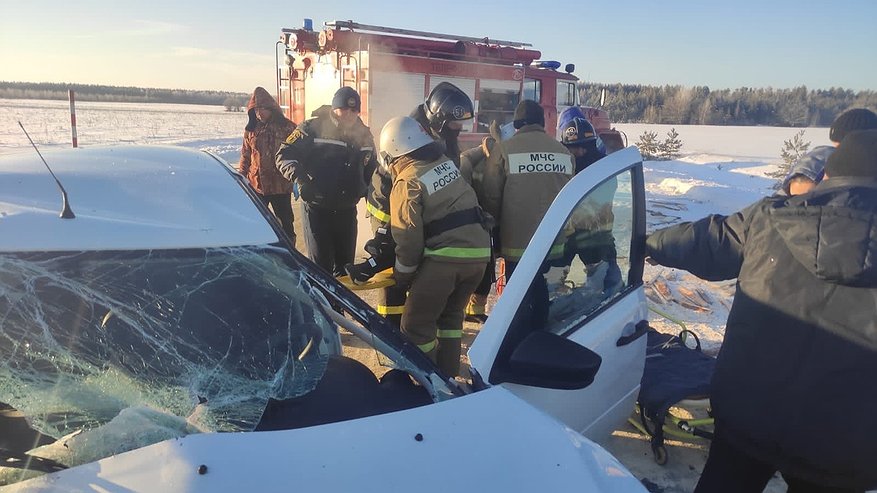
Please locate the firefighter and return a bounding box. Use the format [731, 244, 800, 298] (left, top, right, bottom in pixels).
[344, 82, 474, 326]
[560, 117, 621, 295]
[275, 87, 377, 277]
[561, 117, 606, 174]
[459, 120, 515, 323]
[481, 99, 574, 328]
[382, 116, 490, 377]
[411, 81, 475, 166]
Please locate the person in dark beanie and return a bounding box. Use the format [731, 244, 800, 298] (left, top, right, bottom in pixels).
[782, 107, 877, 195]
[275, 86, 377, 276]
[646, 128, 877, 492]
[512, 99, 546, 129]
[481, 100, 574, 329]
[238, 87, 297, 243]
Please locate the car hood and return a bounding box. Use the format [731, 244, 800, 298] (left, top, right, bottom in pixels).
[6, 387, 646, 493]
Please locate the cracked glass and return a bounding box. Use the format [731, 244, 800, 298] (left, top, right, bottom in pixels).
[0, 245, 340, 477]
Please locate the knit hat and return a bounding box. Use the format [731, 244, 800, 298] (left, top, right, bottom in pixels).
[331, 86, 361, 113]
[829, 108, 877, 143]
[513, 99, 545, 129]
[824, 129, 877, 178]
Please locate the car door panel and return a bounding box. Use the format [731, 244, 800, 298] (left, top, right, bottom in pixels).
[470, 147, 647, 440]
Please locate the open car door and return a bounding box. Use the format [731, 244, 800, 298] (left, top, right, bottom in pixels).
[469, 146, 648, 441]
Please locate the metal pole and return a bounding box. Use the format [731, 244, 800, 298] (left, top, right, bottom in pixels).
[68, 89, 78, 148]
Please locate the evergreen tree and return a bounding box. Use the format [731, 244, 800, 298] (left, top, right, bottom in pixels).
[636, 130, 660, 160]
[771, 129, 811, 180]
[658, 128, 683, 160]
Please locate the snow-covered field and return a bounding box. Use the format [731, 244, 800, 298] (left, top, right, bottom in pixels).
[0, 98, 245, 157]
[2, 99, 828, 492]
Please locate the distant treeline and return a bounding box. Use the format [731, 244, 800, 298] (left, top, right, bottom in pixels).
[581, 83, 877, 127]
[4, 80, 875, 126]
[0, 81, 248, 106]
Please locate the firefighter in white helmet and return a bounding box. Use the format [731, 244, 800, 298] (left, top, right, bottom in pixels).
[345, 83, 474, 327]
[381, 116, 490, 377]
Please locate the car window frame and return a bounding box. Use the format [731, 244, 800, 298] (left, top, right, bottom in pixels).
[468, 148, 646, 384]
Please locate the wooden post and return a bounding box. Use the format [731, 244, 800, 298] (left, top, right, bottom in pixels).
[69, 90, 78, 148]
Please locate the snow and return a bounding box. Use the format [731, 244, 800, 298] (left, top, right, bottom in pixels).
[0, 99, 830, 492]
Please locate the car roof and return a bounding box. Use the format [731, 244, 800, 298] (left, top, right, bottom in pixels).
[0, 145, 280, 252]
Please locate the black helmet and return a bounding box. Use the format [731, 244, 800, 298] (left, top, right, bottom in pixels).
[561, 117, 598, 146]
[424, 82, 474, 133]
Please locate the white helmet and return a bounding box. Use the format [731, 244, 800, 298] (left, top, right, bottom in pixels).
[379, 116, 434, 167]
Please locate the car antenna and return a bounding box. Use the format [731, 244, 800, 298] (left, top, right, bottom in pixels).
[18, 121, 75, 219]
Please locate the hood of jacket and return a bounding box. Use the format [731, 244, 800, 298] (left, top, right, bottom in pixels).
[247, 87, 281, 111]
[767, 177, 877, 287]
[246, 87, 287, 131]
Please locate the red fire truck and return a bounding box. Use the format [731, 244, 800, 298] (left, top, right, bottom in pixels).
[275, 20, 625, 150]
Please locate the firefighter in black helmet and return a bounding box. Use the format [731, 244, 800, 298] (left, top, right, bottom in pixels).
[411, 81, 475, 167]
[560, 116, 620, 296]
[345, 83, 475, 328]
[561, 117, 606, 174]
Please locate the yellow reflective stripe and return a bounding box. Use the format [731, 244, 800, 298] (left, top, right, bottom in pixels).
[501, 243, 565, 260]
[418, 339, 437, 353]
[366, 201, 390, 223]
[424, 247, 491, 259]
[465, 304, 485, 315]
[501, 247, 526, 259]
[377, 304, 404, 315]
[437, 329, 462, 339]
[547, 243, 566, 260]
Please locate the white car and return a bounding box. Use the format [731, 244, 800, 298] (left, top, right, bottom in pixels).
[0, 144, 648, 492]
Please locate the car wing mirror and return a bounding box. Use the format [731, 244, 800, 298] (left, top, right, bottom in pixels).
[505, 331, 602, 390]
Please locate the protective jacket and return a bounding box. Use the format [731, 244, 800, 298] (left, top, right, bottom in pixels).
[390, 153, 491, 275]
[239, 87, 296, 195]
[459, 121, 503, 200]
[276, 106, 377, 210]
[366, 165, 392, 230]
[646, 177, 877, 490]
[482, 124, 573, 261]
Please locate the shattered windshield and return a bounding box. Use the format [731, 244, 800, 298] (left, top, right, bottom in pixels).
[0, 245, 339, 476]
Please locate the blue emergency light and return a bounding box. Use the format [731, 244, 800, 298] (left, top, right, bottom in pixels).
[533, 60, 562, 70]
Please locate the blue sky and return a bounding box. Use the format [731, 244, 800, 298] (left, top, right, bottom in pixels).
[1, 0, 875, 93]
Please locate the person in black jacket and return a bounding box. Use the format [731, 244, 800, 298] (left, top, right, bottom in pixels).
[646, 129, 877, 493]
[275, 87, 377, 276]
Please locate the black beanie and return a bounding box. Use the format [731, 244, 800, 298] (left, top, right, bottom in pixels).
[331, 86, 361, 113]
[513, 99, 545, 129]
[829, 108, 877, 143]
[824, 129, 877, 178]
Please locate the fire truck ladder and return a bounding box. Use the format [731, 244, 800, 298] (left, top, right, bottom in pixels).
[325, 20, 532, 48]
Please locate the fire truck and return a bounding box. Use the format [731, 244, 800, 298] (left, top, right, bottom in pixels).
[275, 20, 625, 151]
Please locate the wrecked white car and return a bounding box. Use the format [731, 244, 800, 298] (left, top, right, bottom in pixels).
[0, 145, 648, 492]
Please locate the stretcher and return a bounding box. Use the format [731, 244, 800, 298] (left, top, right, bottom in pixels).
[628, 310, 715, 465]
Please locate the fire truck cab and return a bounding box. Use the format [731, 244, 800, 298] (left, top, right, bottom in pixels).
[275, 20, 620, 150]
